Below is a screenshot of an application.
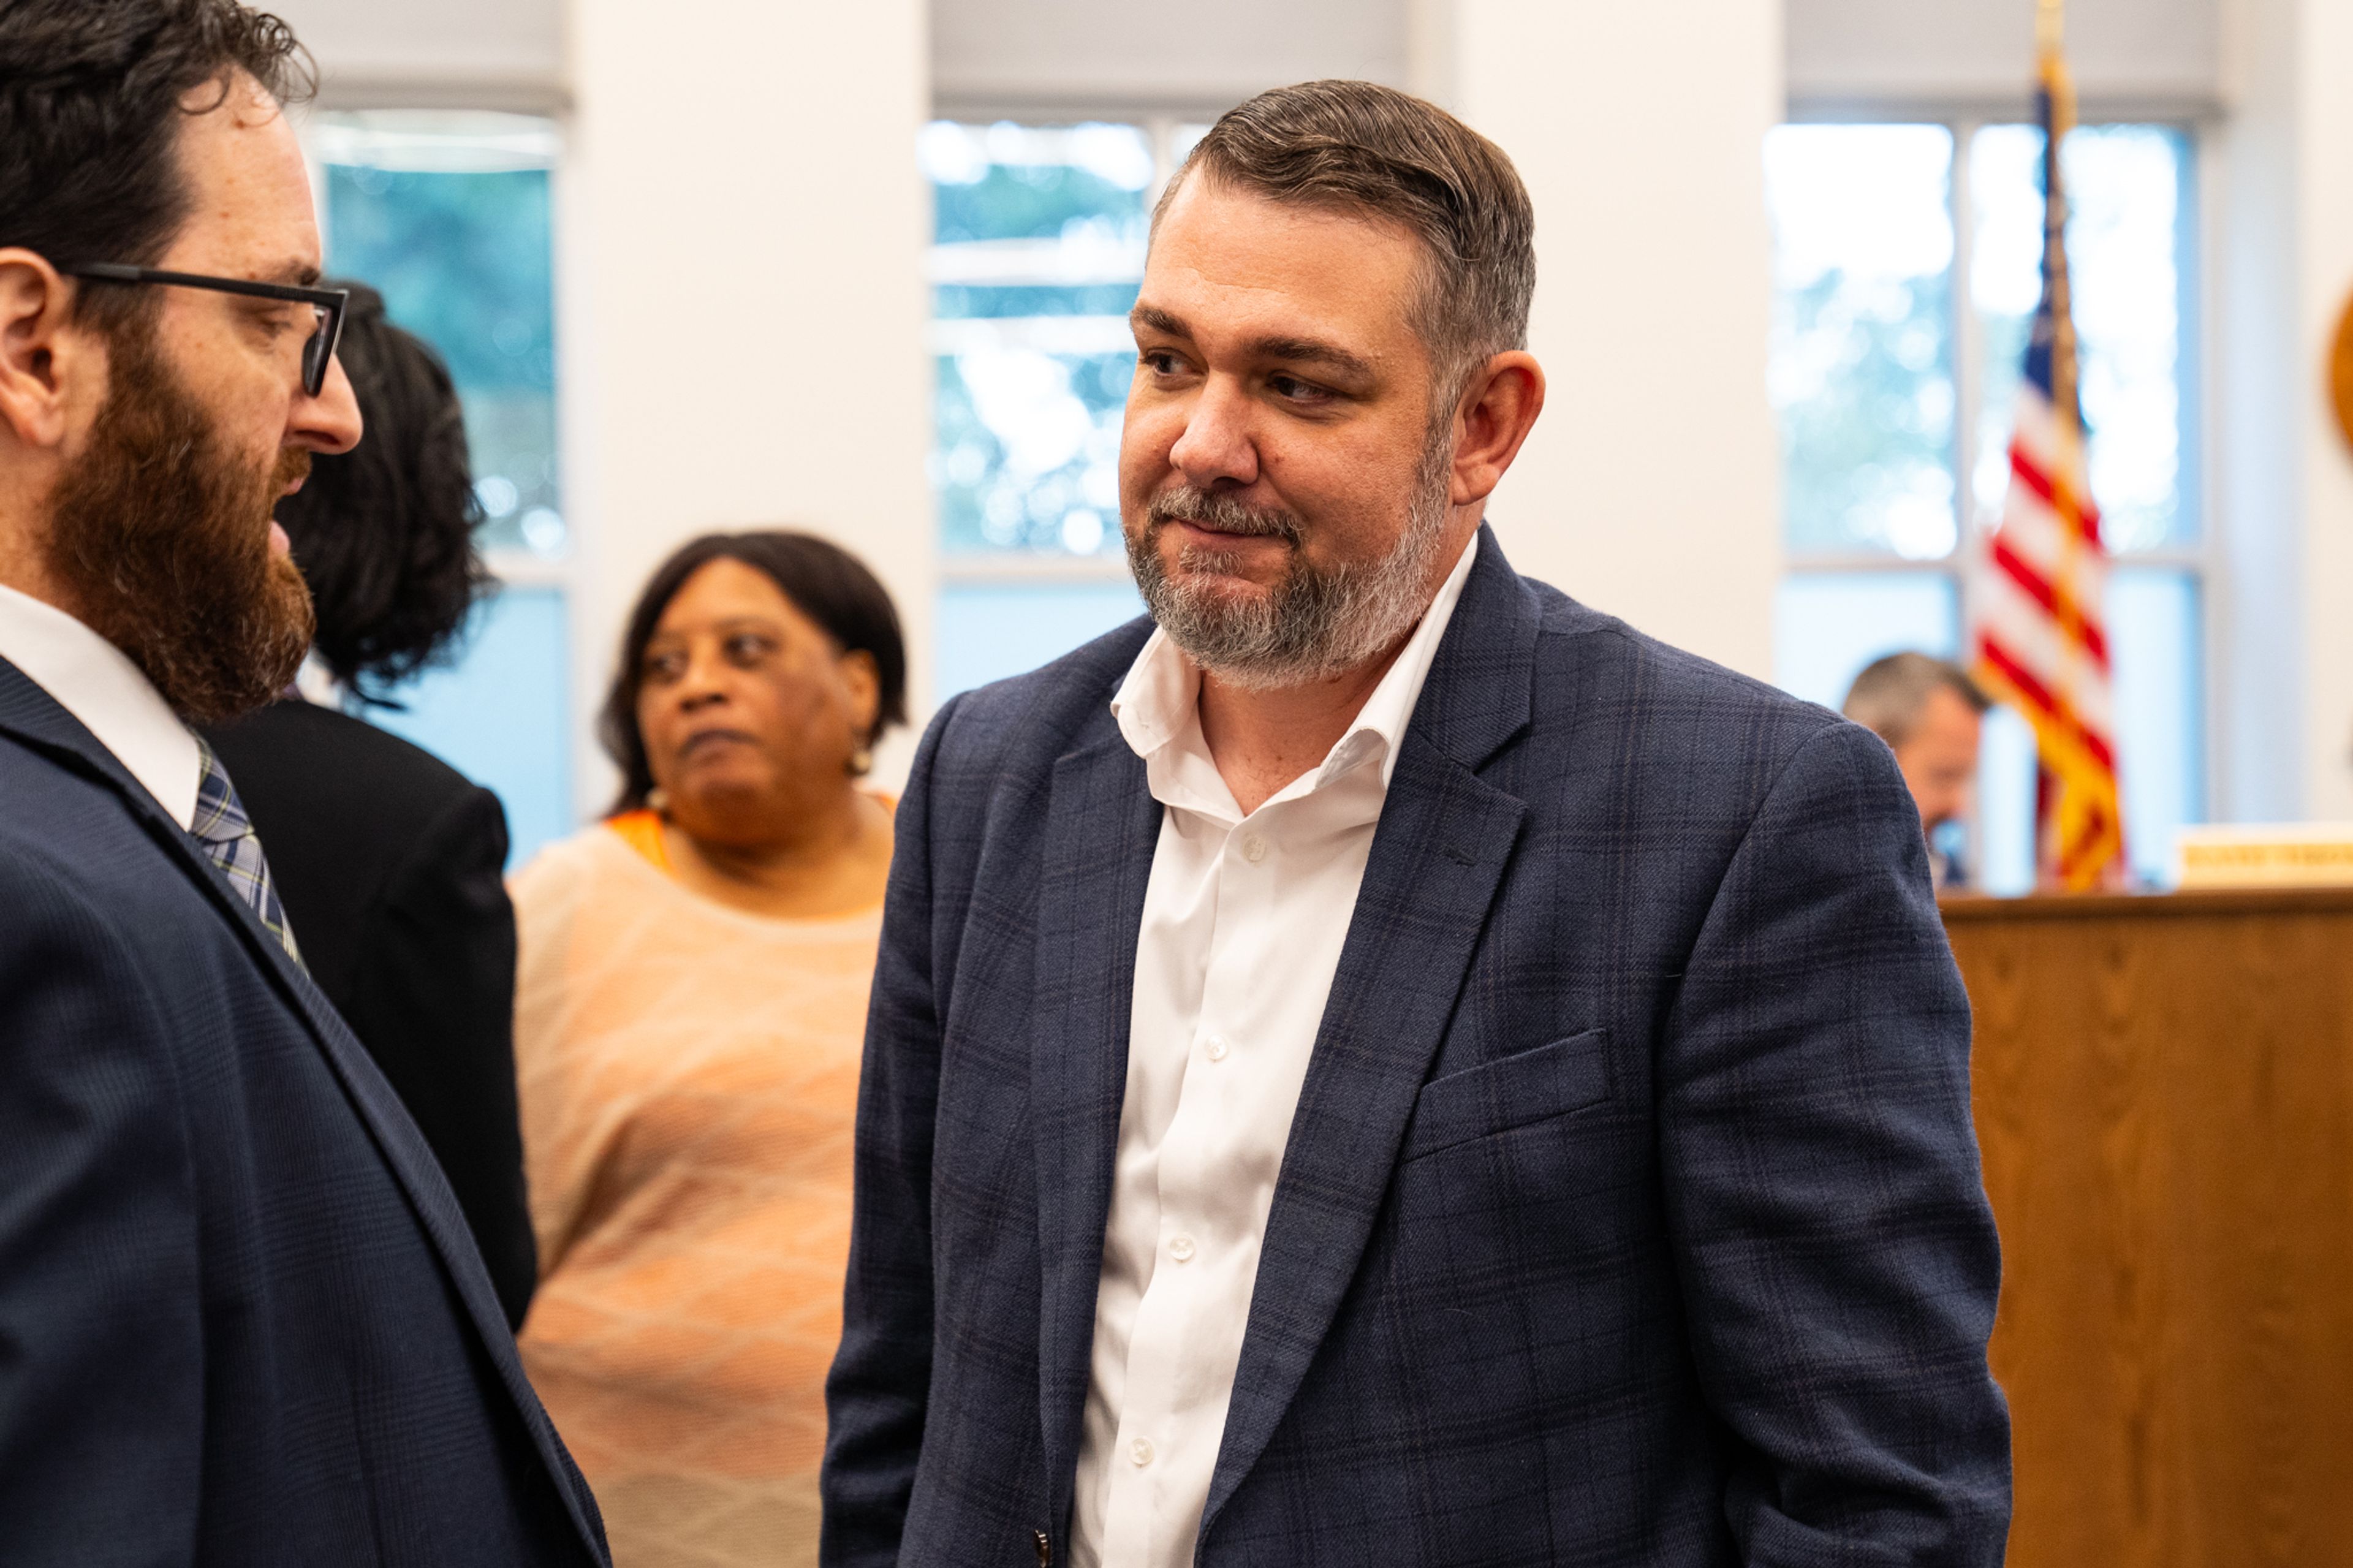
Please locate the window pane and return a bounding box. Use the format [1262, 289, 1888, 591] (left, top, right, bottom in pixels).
[2110, 567, 2203, 884]
[936, 347, 1129, 554]
[1765, 124, 1958, 558]
[1975, 706, 2038, 896]
[365, 586, 574, 869]
[316, 113, 563, 558]
[1970, 124, 2190, 550]
[926, 122, 1146, 559]
[1774, 570, 1960, 710]
[936, 581, 1144, 699]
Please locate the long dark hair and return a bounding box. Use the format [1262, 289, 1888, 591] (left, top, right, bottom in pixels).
[276, 282, 493, 702]
[599, 531, 907, 816]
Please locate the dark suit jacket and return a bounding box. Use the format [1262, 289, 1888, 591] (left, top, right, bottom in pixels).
[203, 699, 537, 1328]
[824, 528, 2010, 1566]
[0, 659, 606, 1568]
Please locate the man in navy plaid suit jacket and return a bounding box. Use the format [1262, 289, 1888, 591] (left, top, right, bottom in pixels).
[825, 83, 2009, 1567]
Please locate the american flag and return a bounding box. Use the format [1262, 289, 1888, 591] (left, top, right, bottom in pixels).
[1969, 11, 2125, 890]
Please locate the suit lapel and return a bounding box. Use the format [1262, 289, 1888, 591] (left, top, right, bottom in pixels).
[1031, 720, 1161, 1537]
[0, 658, 607, 1559]
[1200, 528, 1542, 1534]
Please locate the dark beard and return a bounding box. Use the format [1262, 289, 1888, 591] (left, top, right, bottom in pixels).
[1124, 431, 1455, 691]
[44, 316, 316, 724]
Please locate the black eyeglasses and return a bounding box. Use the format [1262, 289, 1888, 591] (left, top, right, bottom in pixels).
[63, 263, 350, 398]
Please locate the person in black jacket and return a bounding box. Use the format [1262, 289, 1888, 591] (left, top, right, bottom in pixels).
[203, 282, 538, 1327]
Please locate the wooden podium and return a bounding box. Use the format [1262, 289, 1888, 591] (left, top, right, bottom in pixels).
[1943, 888, 2353, 1566]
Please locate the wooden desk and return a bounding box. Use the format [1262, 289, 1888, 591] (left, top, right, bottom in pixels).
[1943, 889, 2353, 1566]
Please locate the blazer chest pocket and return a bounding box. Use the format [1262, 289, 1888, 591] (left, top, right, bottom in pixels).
[1403, 1028, 1612, 1162]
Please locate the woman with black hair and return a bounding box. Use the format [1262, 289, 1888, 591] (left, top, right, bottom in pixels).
[200, 282, 537, 1328]
[507, 530, 906, 1568]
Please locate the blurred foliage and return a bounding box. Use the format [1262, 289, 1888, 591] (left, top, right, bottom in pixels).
[934, 165, 1145, 246]
[936, 352, 1132, 555]
[1776, 271, 1956, 556]
[325, 165, 559, 551]
[935, 282, 1141, 320]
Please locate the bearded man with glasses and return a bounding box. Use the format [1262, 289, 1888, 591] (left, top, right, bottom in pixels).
[0, 4, 607, 1563]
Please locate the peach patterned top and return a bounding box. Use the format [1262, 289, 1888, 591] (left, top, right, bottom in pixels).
[510, 817, 882, 1567]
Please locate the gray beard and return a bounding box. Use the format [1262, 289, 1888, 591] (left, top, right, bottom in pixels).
[1126, 435, 1456, 692]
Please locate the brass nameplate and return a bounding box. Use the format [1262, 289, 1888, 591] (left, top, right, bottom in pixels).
[2177, 824, 2353, 888]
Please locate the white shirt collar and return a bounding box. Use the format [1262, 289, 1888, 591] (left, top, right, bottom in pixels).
[1112, 528, 1483, 819]
[0, 581, 203, 828]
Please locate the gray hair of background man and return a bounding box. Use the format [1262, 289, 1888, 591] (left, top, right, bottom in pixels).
[1154, 78, 1537, 404]
[1843, 651, 1993, 746]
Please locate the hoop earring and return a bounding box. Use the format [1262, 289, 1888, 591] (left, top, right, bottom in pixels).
[646, 786, 670, 815]
[848, 746, 874, 778]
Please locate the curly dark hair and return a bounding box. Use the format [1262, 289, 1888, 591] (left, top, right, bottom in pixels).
[0, 0, 314, 332]
[599, 531, 909, 816]
[276, 282, 493, 701]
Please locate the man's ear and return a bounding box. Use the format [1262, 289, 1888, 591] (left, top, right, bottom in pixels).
[1447, 350, 1547, 509]
[0, 250, 92, 453]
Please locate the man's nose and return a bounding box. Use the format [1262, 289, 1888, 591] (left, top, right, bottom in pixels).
[1166, 377, 1260, 490]
[292, 352, 363, 455]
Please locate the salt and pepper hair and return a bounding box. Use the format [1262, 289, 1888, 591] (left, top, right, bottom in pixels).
[1843, 653, 1993, 748]
[1158, 78, 1537, 401]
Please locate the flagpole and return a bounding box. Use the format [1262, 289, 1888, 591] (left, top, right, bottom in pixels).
[2037, 0, 2065, 56]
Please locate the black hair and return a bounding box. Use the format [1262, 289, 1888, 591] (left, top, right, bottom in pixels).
[277, 282, 493, 702]
[599, 531, 909, 815]
[0, 0, 313, 332]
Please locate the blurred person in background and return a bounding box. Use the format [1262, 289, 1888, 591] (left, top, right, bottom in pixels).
[512, 531, 904, 1567]
[0, 3, 604, 1560]
[1844, 651, 1992, 888]
[203, 281, 537, 1328]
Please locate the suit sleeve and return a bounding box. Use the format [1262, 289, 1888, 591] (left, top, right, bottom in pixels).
[346, 785, 538, 1331]
[1659, 721, 2010, 1567]
[0, 853, 204, 1565]
[822, 695, 964, 1568]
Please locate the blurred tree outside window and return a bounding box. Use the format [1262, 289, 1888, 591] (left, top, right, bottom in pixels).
[306, 112, 574, 866]
[313, 112, 564, 558]
[925, 119, 1208, 700]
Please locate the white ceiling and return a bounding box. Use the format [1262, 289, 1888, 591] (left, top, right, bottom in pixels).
[930, 0, 1411, 117]
[262, 0, 2225, 118]
[1786, 0, 2224, 110]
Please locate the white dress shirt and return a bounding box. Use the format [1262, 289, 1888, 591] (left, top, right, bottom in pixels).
[0, 581, 201, 828]
[1071, 532, 1480, 1568]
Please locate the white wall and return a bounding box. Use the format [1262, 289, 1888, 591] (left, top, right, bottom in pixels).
[1449, 0, 1786, 679]
[2211, 0, 2353, 822]
[564, 0, 933, 804]
[2300, 0, 2353, 821]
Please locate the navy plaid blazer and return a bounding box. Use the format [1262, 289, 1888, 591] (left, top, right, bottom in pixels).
[0, 659, 607, 1568]
[824, 528, 2010, 1566]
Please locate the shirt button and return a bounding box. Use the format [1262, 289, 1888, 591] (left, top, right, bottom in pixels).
[1169, 1234, 1196, 1262]
[1203, 1036, 1229, 1062]
[1240, 834, 1268, 863]
[1130, 1436, 1156, 1466]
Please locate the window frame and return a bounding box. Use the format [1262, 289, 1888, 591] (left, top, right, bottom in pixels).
[1777, 105, 2218, 870]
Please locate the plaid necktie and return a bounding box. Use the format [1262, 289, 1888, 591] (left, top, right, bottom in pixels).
[189, 738, 303, 967]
